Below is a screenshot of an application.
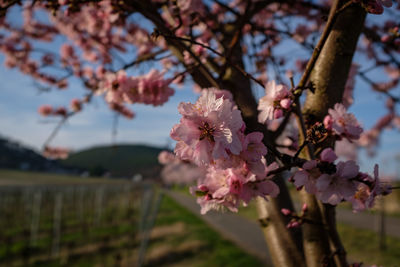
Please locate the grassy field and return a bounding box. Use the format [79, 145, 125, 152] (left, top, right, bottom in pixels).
[0, 169, 128, 185]
[0, 170, 264, 266]
[145, 194, 264, 267]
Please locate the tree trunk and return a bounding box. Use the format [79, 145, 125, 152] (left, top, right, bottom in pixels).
[301, 1, 366, 266]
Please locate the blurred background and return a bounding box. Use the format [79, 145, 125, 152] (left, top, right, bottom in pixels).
[0, 1, 400, 267]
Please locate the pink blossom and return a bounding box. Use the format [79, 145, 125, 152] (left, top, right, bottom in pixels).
[127, 69, 175, 106]
[43, 146, 69, 160]
[171, 90, 244, 165]
[192, 161, 279, 214]
[327, 103, 363, 141]
[281, 208, 292, 216]
[320, 148, 337, 163]
[195, 168, 241, 214]
[293, 160, 319, 194]
[158, 150, 177, 165]
[70, 98, 82, 112]
[240, 171, 279, 204]
[258, 80, 292, 124]
[241, 132, 267, 163]
[60, 44, 75, 60]
[348, 182, 373, 212]
[173, 141, 194, 162]
[38, 105, 53, 116]
[316, 161, 359, 205]
[293, 148, 337, 194]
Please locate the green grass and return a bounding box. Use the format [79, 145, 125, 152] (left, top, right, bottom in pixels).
[0, 169, 128, 185]
[148, 195, 265, 267]
[338, 223, 400, 266]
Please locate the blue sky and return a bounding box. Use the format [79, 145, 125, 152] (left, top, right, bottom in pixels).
[0, 59, 197, 150]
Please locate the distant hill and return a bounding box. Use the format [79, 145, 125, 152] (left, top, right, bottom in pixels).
[0, 136, 68, 172]
[61, 144, 166, 178]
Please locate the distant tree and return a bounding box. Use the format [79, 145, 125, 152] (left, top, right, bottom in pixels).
[89, 164, 107, 177]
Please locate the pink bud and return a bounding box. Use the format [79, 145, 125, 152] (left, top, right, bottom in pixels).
[280, 98, 292, 109]
[281, 208, 292, 216]
[38, 105, 53, 116]
[302, 203, 308, 212]
[381, 34, 391, 43]
[286, 221, 301, 228]
[323, 115, 333, 130]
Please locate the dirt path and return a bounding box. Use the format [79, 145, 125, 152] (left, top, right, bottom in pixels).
[165, 190, 400, 265]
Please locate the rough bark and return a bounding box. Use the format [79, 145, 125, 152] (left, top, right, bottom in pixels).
[303, 2, 366, 121]
[300, 1, 366, 267]
[257, 177, 305, 267]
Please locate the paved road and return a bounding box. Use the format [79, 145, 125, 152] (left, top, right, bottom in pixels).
[165, 190, 271, 265]
[165, 190, 400, 265]
[336, 207, 400, 239]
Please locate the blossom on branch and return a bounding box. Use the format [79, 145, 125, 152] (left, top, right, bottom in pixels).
[192, 162, 279, 214]
[171, 89, 244, 165]
[258, 80, 293, 124]
[98, 69, 174, 107]
[316, 160, 359, 205]
[324, 103, 363, 141]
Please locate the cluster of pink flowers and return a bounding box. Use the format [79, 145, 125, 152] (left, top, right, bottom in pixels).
[171, 89, 279, 213]
[193, 162, 279, 214]
[293, 148, 390, 211]
[38, 105, 68, 117]
[323, 103, 363, 142]
[258, 80, 293, 124]
[96, 69, 174, 118]
[43, 146, 69, 160]
[98, 69, 174, 106]
[354, 0, 394, 14]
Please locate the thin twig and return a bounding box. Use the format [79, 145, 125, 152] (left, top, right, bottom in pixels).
[161, 34, 266, 88]
[42, 115, 71, 149]
[294, 141, 309, 159]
